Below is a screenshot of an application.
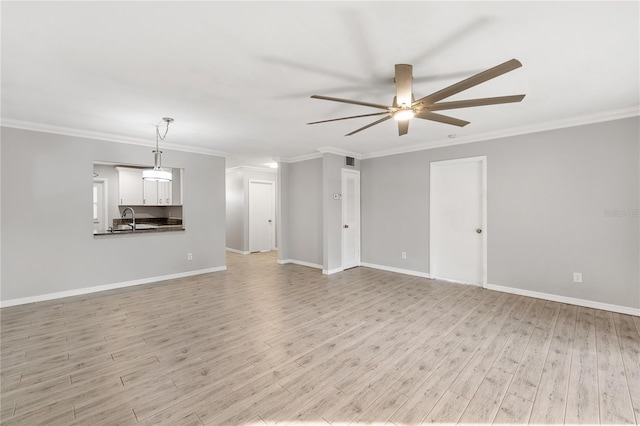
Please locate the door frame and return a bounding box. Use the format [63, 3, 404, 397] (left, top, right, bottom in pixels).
[429, 156, 487, 287]
[93, 178, 108, 232]
[248, 179, 276, 252]
[341, 168, 361, 270]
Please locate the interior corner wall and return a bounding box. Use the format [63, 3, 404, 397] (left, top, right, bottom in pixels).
[322, 153, 360, 272]
[225, 168, 244, 251]
[1, 126, 227, 303]
[279, 158, 323, 266]
[361, 117, 640, 310]
[277, 163, 290, 261]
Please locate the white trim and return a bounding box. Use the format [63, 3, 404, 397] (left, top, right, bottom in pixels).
[360, 262, 431, 279]
[362, 106, 640, 160]
[1, 120, 227, 157]
[485, 283, 640, 317]
[226, 247, 250, 255]
[322, 267, 344, 275]
[226, 165, 277, 174]
[279, 152, 323, 163]
[432, 276, 481, 286]
[278, 259, 323, 269]
[317, 146, 363, 160]
[248, 179, 276, 184]
[0, 266, 227, 308]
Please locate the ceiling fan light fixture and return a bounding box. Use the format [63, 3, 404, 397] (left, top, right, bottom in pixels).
[309, 59, 524, 136]
[393, 108, 415, 121]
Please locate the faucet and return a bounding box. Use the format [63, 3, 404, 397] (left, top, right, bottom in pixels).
[122, 207, 136, 230]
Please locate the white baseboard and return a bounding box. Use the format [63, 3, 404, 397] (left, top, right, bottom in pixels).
[360, 262, 431, 279]
[485, 283, 640, 317]
[433, 276, 481, 286]
[0, 266, 227, 308]
[278, 259, 323, 270]
[226, 247, 250, 255]
[322, 267, 344, 275]
[278, 259, 341, 275]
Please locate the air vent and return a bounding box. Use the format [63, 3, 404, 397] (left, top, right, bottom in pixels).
[346, 156, 355, 166]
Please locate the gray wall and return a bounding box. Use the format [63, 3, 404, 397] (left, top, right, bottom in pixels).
[225, 168, 244, 251]
[277, 163, 289, 261]
[279, 154, 360, 270]
[1, 127, 226, 302]
[361, 117, 640, 309]
[280, 158, 323, 266]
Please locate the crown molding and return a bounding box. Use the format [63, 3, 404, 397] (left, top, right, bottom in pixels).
[362, 106, 640, 160]
[279, 152, 323, 163]
[4, 106, 637, 163]
[226, 165, 277, 173]
[316, 146, 363, 159]
[1, 119, 228, 157]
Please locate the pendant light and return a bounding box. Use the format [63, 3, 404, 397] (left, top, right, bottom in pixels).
[143, 117, 173, 182]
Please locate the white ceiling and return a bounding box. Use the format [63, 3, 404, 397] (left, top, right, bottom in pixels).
[2, 1, 638, 168]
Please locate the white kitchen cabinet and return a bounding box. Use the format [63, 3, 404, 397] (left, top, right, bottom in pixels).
[158, 180, 172, 205]
[117, 167, 143, 205]
[143, 179, 158, 205]
[143, 179, 172, 205]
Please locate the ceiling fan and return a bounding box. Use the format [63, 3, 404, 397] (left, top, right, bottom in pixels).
[308, 58, 525, 136]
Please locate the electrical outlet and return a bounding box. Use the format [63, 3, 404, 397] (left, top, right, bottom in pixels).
[573, 272, 582, 283]
[187, 253, 193, 261]
[401, 251, 407, 259]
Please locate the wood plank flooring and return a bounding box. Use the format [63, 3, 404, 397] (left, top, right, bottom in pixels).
[1, 251, 639, 425]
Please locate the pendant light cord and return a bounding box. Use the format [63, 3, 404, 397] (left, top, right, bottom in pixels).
[152, 118, 172, 170]
[155, 119, 171, 151]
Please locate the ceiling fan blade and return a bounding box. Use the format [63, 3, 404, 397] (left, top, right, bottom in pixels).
[395, 64, 413, 107]
[430, 94, 526, 111]
[307, 111, 389, 125]
[311, 95, 390, 110]
[346, 116, 393, 136]
[398, 120, 409, 136]
[413, 59, 523, 106]
[415, 111, 470, 127]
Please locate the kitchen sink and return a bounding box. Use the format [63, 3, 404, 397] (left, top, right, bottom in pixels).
[133, 224, 158, 230]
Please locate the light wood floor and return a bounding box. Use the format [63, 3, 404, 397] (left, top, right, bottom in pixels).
[1, 251, 639, 425]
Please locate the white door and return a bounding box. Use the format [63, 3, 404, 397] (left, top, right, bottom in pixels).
[342, 169, 361, 270]
[249, 180, 275, 252]
[430, 156, 486, 286]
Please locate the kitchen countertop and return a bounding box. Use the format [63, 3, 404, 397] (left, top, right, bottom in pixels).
[93, 223, 184, 236]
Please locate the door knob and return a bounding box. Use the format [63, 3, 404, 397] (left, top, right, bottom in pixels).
[344, 224, 349, 229]
[476, 228, 482, 234]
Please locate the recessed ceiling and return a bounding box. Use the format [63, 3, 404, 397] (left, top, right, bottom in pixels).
[2, 1, 638, 167]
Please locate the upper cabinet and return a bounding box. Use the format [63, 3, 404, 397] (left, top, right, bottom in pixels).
[117, 167, 181, 206]
[117, 167, 144, 205]
[144, 179, 172, 206]
[158, 180, 172, 205]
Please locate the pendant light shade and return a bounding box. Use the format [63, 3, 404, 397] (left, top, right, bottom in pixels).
[143, 117, 174, 182]
[142, 168, 172, 181]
